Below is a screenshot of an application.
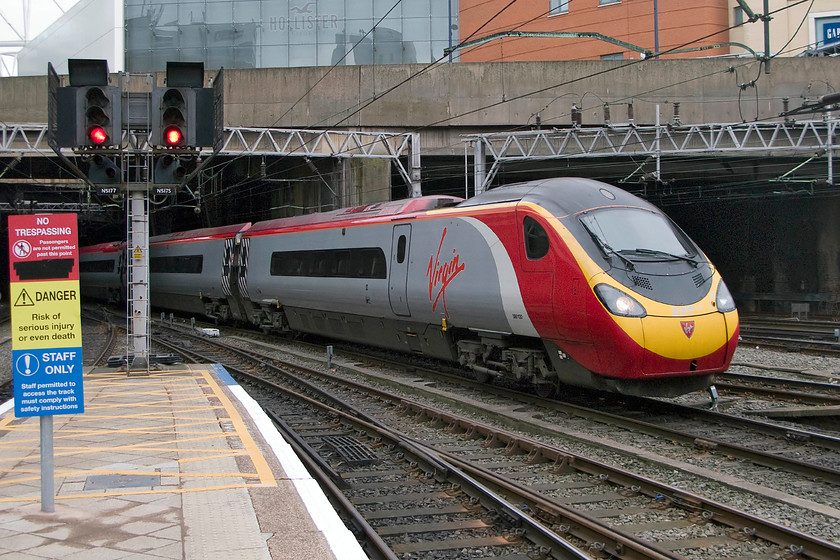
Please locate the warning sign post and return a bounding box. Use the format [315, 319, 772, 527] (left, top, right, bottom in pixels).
[8, 213, 83, 512]
[9, 214, 84, 416]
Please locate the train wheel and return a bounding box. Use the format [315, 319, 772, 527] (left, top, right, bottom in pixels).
[534, 381, 556, 399]
[472, 368, 490, 384]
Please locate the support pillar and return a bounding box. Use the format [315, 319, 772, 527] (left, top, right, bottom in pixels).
[127, 187, 150, 374]
[474, 140, 487, 196]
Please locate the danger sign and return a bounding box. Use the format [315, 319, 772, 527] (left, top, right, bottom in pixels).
[8, 214, 84, 417]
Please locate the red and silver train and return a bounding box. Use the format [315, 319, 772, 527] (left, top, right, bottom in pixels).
[80, 177, 739, 396]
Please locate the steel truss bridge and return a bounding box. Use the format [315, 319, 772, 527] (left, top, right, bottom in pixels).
[0, 124, 422, 196]
[465, 118, 838, 195]
[0, 118, 837, 203]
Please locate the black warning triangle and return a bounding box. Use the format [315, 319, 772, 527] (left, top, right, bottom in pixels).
[14, 288, 35, 307]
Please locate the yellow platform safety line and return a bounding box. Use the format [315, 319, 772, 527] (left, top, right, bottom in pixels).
[86, 364, 276, 487]
[0, 436, 252, 459]
[0, 414, 16, 431]
[192, 365, 277, 486]
[0, 365, 277, 503]
[15, 420, 230, 436]
[1, 484, 270, 504]
[84, 399, 225, 411]
[0, 468, 261, 487]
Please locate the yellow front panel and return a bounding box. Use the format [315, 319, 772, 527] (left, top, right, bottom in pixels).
[642, 312, 729, 360]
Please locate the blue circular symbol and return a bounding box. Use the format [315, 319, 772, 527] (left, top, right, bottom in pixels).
[15, 353, 39, 376]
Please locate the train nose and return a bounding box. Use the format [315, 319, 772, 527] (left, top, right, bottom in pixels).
[641, 312, 734, 374]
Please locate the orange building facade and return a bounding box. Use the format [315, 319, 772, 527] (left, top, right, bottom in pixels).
[458, 0, 731, 62]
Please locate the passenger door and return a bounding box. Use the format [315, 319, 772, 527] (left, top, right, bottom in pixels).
[388, 224, 411, 316]
[516, 210, 562, 339]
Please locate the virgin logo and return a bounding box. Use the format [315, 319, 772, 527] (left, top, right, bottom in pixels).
[681, 321, 695, 338]
[427, 228, 465, 317]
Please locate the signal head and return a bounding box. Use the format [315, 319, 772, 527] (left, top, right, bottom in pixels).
[151, 86, 197, 148]
[76, 85, 120, 148]
[88, 126, 108, 145]
[163, 126, 183, 146]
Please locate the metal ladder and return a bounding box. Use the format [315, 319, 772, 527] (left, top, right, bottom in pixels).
[124, 149, 151, 374]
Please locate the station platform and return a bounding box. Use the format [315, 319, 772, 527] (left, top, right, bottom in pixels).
[0, 363, 369, 559]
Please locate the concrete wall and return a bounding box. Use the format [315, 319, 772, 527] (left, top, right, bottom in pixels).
[218, 59, 840, 141]
[3, 58, 838, 153]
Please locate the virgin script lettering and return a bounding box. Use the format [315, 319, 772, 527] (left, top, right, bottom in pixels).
[427, 228, 465, 317]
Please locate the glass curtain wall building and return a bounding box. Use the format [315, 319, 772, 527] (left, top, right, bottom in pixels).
[125, 0, 459, 72]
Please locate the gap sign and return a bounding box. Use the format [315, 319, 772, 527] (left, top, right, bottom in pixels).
[824, 21, 840, 46]
[8, 214, 84, 416]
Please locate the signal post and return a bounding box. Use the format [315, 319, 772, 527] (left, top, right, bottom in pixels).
[47, 59, 222, 373]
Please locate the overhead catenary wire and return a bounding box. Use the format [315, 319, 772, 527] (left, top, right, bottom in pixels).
[195, 0, 530, 198]
[164, 0, 833, 215]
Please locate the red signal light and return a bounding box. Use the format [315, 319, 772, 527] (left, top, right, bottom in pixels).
[164, 126, 183, 146]
[89, 126, 108, 145]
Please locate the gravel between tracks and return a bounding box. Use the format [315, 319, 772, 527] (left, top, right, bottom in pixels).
[731, 345, 840, 380]
[219, 331, 840, 549]
[3, 313, 840, 550]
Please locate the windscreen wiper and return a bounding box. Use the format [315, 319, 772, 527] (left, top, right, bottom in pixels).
[633, 248, 699, 267]
[581, 220, 635, 271]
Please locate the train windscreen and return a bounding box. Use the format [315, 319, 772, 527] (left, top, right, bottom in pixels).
[579, 208, 695, 260]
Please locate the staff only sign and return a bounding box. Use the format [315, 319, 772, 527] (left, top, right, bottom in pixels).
[8, 214, 84, 417]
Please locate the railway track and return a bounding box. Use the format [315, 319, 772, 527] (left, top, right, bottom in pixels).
[157, 318, 840, 491]
[153, 329, 589, 560]
[144, 322, 840, 560]
[81, 307, 120, 366]
[739, 316, 840, 355]
[226, 322, 840, 484]
[715, 371, 840, 405]
[122, 315, 840, 479]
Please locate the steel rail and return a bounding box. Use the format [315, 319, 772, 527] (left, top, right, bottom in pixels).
[149, 324, 840, 560]
[216, 359, 593, 559]
[392, 400, 840, 560]
[157, 322, 840, 490]
[147, 329, 668, 558]
[714, 374, 840, 406]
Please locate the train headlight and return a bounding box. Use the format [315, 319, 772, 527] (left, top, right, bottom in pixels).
[715, 280, 736, 312]
[594, 284, 647, 318]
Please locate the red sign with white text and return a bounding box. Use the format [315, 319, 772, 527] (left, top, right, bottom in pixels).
[8, 213, 84, 417]
[8, 214, 79, 283]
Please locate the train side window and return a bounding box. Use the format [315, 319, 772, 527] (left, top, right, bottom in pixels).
[396, 235, 407, 264]
[80, 259, 115, 273]
[523, 216, 550, 260]
[334, 250, 350, 277]
[362, 248, 388, 279]
[186, 255, 203, 274]
[270, 253, 282, 276]
[301, 252, 316, 276]
[270, 248, 387, 279]
[316, 251, 331, 276]
[371, 252, 386, 279]
[150, 255, 203, 274]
